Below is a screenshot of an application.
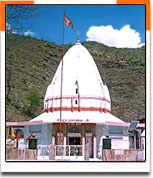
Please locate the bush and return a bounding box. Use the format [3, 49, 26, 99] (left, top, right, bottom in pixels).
[23, 88, 41, 118]
[6, 46, 16, 59]
[128, 59, 145, 68]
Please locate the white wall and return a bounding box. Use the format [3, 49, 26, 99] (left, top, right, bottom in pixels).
[111, 136, 129, 150]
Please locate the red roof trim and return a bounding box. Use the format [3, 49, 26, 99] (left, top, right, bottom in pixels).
[106, 121, 145, 128]
[6, 121, 44, 126]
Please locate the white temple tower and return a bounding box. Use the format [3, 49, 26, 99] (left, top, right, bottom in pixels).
[44, 41, 111, 114]
[31, 40, 123, 124]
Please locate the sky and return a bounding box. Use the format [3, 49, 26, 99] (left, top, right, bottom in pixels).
[7, 5, 145, 48]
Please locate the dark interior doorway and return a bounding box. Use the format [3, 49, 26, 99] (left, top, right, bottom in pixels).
[69, 137, 81, 145]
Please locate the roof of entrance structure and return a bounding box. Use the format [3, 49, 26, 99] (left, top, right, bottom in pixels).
[30, 111, 124, 124]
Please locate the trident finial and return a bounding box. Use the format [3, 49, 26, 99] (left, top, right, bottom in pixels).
[73, 27, 80, 42]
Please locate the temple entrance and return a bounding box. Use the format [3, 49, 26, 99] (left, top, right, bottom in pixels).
[53, 123, 96, 160]
[69, 137, 81, 145]
[68, 137, 82, 156]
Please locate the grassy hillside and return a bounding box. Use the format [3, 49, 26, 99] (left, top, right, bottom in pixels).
[6, 34, 145, 122]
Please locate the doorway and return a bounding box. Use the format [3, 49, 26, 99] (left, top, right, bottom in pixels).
[69, 137, 81, 145]
[68, 137, 81, 156]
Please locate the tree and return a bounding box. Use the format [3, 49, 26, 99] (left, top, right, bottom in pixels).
[6, 5, 37, 100]
[23, 88, 41, 118]
[6, 5, 37, 32]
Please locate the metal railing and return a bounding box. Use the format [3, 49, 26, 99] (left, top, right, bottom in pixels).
[37, 145, 50, 159]
[55, 145, 83, 157]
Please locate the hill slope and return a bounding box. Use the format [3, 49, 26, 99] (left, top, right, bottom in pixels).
[6, 34, 145, 122]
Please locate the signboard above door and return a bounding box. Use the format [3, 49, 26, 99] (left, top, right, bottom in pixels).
[68, 133, 81, 137]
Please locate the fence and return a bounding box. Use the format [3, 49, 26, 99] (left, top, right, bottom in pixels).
[37, 145, 50, 160]
[6, 146, 145, 161]
[55, 145, 83, 157]
[6, 149, 37, 160]
[102, 149, 145, 161]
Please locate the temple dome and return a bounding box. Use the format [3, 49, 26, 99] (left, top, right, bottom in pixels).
[44, 42, 111, 113]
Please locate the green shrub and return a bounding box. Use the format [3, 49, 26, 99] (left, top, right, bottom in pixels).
[23, 88, 41, 118]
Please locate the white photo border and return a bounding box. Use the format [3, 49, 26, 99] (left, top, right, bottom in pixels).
[0, 0, 150, 172]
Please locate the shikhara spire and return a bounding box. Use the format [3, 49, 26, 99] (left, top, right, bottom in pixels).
[44, 42, 111, 113]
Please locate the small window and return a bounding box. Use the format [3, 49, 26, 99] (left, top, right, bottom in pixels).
[28, 139, 37, 149]
[75, 100, 78, 105]
[76, 88, 78, 94]
[103, 139, 111, 149]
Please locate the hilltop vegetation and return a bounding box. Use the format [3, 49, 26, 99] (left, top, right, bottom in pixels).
[6, 34, 145, 122]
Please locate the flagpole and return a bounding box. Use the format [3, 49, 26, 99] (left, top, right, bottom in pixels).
[59, 10, 65, 145]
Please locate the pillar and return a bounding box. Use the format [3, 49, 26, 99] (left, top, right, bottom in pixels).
[64, 136, 67, 156]
[93, 136, 97, 159]
[50, 135, 55, 160]
[134, 135, 136, 150]
[82, 136, 85, 158]
[52, 135, 55, 145]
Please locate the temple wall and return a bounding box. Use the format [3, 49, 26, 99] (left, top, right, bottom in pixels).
[41, 124, 52, 145]
[96, 124, 129, 157]
[23, 124, 52, 146]
[23, 125, 29, 139]
[22, 123, 130, 159]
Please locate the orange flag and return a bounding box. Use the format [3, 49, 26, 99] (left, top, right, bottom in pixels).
[10, 127, 15, 140]
[64, 15, 73, 27]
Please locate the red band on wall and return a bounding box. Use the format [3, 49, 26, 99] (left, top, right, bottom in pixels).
[45, 96, 110, 103]
[44, 107, 111, 113]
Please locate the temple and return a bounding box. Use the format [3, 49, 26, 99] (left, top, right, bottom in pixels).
[6, 41, 145, 161]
